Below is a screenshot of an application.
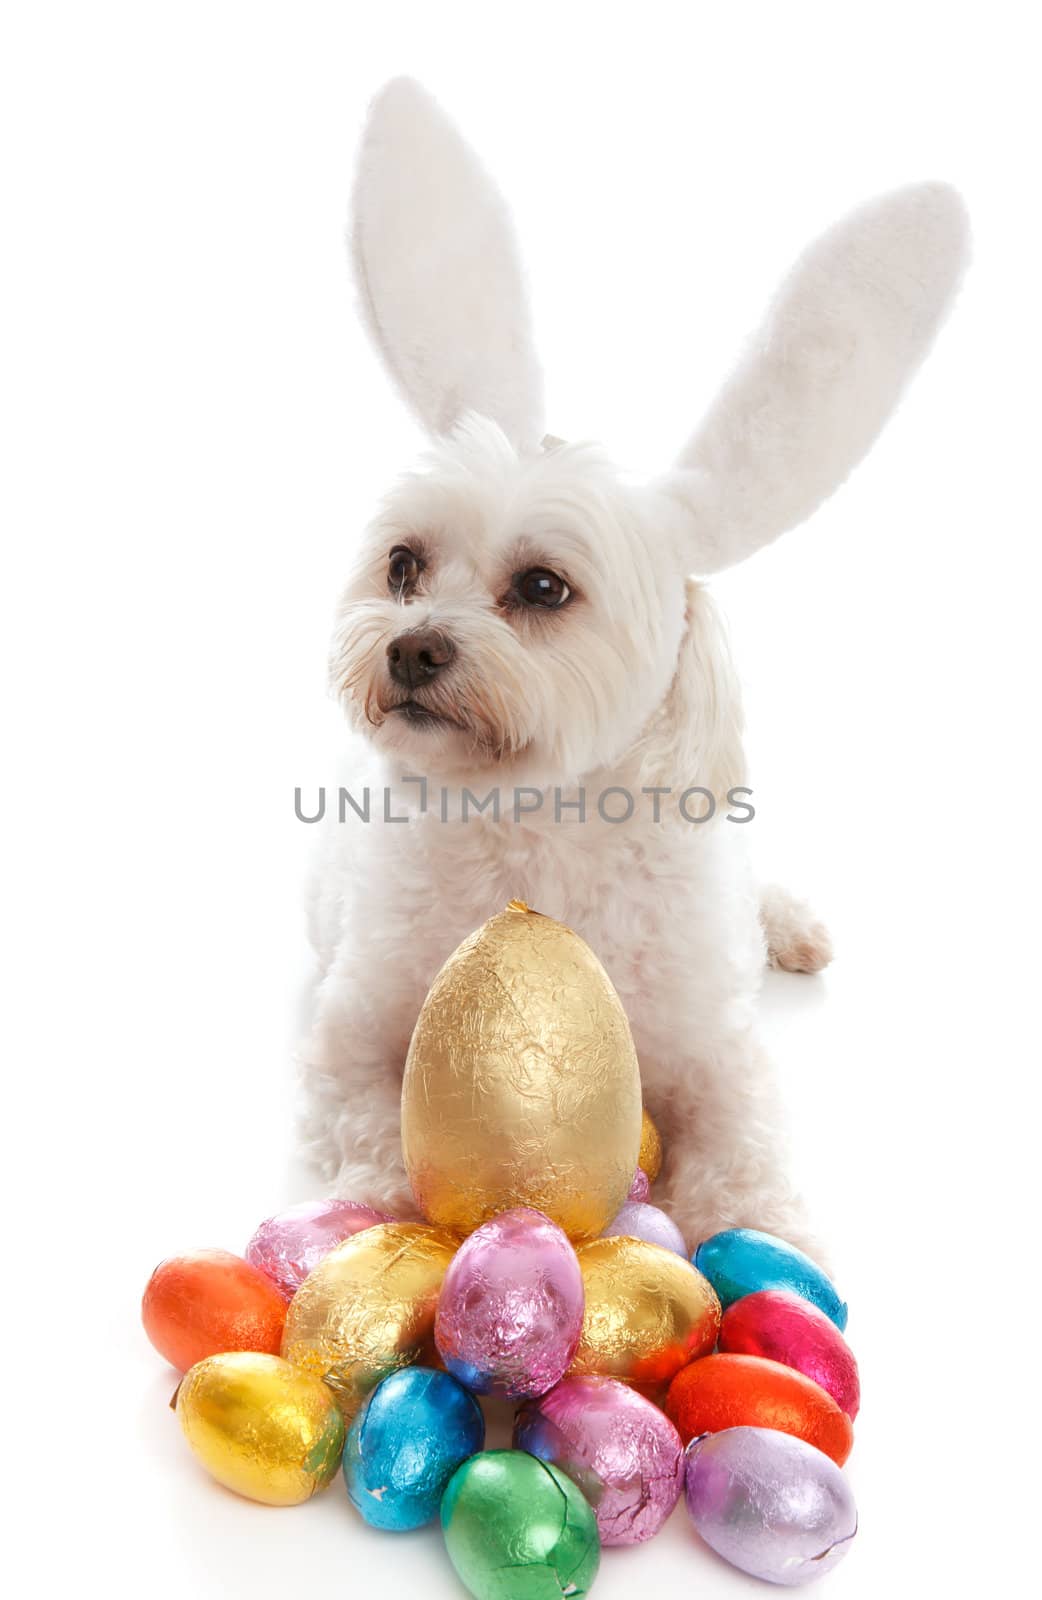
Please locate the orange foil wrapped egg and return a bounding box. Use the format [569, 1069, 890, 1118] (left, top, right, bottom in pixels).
[569, 1236, 720, 1395]
[665, 1352, 854, 1465]
[141, 1248, 287, 1373]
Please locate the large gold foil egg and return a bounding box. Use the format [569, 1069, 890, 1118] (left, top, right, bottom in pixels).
[402, 901, 642, 1241]
[280, 1221, 457, 1420]
[176, 1351, 344, 1505]
[569, 1236, 721, 1394]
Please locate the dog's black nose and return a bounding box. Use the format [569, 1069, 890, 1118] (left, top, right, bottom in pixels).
[386, 627, 456, 689]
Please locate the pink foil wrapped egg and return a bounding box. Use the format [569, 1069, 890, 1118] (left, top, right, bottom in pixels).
[603, 1201, 687, 1257]
[514, 1375, 685, 1545]
[719, 1290, 860, 1419]
[245, 1198, 396, 1298]
[434, 1208, 584, 1399]
[627, 1169, 651, 1202]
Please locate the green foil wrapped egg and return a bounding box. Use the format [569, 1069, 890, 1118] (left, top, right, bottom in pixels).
[441, 1449, 600, 1600]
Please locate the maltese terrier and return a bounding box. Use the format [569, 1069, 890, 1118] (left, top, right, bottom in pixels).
[298, 78, 968, 1256]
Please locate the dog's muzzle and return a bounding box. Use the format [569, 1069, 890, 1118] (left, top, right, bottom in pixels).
[386, 626, 456, 690]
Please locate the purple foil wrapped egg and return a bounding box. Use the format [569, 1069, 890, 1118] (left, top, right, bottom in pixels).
[514, 1375, 685, 1545]
[685, 1426, 857, 1585]
[627, 1168, 651, 1202]
[603, 1200, 687, 1256]
[434, 1207, 584, 1400]
[245, 1198, 396, 1298]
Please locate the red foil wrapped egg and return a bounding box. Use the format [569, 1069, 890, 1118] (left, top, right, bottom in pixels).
[719, 1290, 860, 1419]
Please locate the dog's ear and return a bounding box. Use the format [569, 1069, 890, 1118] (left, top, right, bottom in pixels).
[659, 183, 970, 574]
[350, 77, 544, 451]
[638, 580, 745, 805]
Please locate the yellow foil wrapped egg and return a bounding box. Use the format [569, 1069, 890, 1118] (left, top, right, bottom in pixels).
[569, 1236, 721, 1394]
[176, 1351, 344, 1505]
[402, 901, 642, 1240]
[281, 1221, 457, 1420]
[639, 1107, 663, 1183]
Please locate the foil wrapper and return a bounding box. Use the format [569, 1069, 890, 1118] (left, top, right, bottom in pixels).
[665, 1353, 854, 1464]
[627, 1169, 651, 1202]
[514, 1375, 684, 1546]
[441, 1450, 600, 1600]
[602, 1200, 687, 1256]
[435, 1207, 584, 1399]
[569, 1236, 720, 1394]
[720, 1290, 860, 1418]
[246, 1198, 395, 1298]
[176, 1351, 344, 1506]
[401, 902, 642, 1241]
[281, 1222, 458, 1421]
[141, 1248, 286, 1373]
[695, 1228, 848, 1330]
[685, 1426, 857, 1585]
[343, 1366, 484, 1530]
[639, 1108, 663, 1183]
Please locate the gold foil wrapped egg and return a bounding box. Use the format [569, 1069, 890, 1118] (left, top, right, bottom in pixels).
[402, 901, 642, 1240]
[176, 1352, 344, 1505]
[569, 1236, 721, 1394]
[639, 1107, 663, 1183]
[281, 1221, 457, 1420]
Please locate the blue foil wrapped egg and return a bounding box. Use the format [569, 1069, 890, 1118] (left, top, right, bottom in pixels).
[694, 1229, 848, 1330]
[343, 1366, 484, 1530]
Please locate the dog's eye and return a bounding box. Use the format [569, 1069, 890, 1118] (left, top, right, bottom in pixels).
[515, 568, 571, 608]
[388, 546, 422, 595]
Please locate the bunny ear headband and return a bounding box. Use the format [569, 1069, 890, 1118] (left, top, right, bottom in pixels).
[351, 77, 969, 575]
[351, 76, 545, 453]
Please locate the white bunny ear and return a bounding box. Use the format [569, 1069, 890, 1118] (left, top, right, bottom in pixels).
[350, 77, 544, 451]
[661, 182, 971, 574]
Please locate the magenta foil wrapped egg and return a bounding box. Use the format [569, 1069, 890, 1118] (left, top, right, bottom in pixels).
[719, 1290, 860, 1418]
[684, 1426, 857, 1584]
[514, 1375, 685, 1545]
[434, 1208, 584, 1399]
[245, 1198, 396, 1298]
[627, 1169, 651, 1202]
[603, 1201, 687, 1257]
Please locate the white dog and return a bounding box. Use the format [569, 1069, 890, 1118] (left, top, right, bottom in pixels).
[299, 78, 967, 1256]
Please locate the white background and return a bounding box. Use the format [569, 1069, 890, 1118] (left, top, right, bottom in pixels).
[3, 3, 1039, 1596]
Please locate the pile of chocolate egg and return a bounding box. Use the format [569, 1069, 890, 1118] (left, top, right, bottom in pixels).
[143, 905, 859, 1593]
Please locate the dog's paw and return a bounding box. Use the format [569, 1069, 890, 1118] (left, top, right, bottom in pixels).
[760, 885, 834, 974]
[770, 922, 834, 974]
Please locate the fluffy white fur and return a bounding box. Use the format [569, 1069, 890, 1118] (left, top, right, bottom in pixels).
[351, 75, 544, 450]
[299, 78, 968, 1257]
